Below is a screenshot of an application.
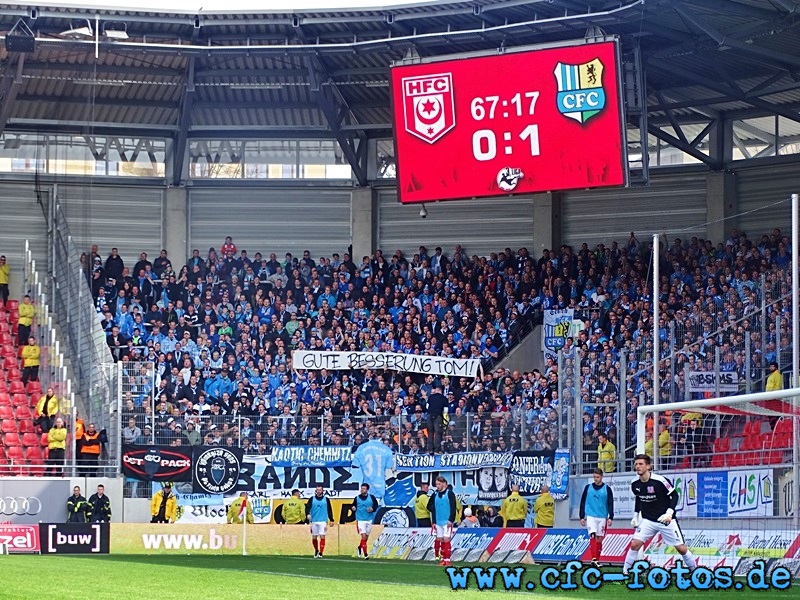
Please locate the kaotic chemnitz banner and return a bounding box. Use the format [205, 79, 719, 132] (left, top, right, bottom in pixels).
[121, 445, 193, 482]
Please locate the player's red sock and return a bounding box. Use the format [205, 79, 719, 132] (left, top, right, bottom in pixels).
[443, 541, 451, 560]
[319, 539, 326, 554]
[596, 537, 603, 560]
[434, 540, 441, 556]
[589, 537, 598, 560]
[312, 539, 319, 552]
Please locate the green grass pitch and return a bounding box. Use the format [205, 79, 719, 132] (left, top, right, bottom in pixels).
[1, 555, 799, 599]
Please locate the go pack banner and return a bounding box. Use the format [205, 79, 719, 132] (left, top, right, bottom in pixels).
[121, 445, 193, 482]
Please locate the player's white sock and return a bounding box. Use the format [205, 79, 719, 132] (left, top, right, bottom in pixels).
[623, 548, 638, 573]
[681, 550, 697, 569]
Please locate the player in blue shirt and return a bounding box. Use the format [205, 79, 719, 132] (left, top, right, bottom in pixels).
[349, 483, 379, 559]
[427, 475, 457, 566]
[305, 484, 334, 558]
[351, 438, 394, 499]
[579, 468, 615, 568]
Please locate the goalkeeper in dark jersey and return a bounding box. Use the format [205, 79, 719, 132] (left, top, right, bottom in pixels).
[622, 454, 698, 575]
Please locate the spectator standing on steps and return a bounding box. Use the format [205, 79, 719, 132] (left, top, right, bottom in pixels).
[426, 385, 447, 454]
[17, 294, 34, 345]
[0, 255, 9, 305]
[46, 417, 67, 476]
[35, 387, 59, 434]
[20, 336, 40, 385]
[81, 423, 102, 476]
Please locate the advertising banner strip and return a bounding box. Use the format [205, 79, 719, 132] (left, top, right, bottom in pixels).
[271, 446, 352, 468]
[687, 371, 739, 393]
[110, 523, 378, 555]
[122, 445, 193, 482]
[292, 350, 480, 378]
[0, 524, 41, 554]
[39, 523, 110, 555]
[395, 451, 514, 472]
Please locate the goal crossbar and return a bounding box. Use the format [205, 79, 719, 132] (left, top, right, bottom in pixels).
[636, 387, 800, 455]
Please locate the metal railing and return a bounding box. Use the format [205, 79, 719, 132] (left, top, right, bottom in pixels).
[20, 240, 75, 472]
[44, 194, 118, 475]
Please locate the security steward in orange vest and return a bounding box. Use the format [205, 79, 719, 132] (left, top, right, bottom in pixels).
[81, 423, 102, 477]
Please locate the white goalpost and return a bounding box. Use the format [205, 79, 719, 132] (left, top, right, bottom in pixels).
[635, 389, 800, 572]
[635, 193, 800, 572]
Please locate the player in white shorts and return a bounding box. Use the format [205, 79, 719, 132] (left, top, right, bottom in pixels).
[306, 485, 334, 558]
[351, 483, 379, 559]
[579, 468, 615, 567]
[622, 454, 698, 575]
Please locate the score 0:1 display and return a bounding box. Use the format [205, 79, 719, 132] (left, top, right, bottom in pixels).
[469, 91, 540, 162]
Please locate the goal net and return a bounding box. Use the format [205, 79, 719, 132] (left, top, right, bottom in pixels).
[634, 388, 800, 576]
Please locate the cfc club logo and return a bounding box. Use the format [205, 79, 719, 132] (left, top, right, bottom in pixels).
[554, 58, 606, 124]
[401, 73, 456, 143]
[194, 448, 241, 495]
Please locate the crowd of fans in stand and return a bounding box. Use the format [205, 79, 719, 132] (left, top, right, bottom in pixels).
[96, 227, 793, 464]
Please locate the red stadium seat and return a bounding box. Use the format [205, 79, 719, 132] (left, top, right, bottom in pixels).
[8, 311, 19, 324]
[12, 395, 29, 410]
[7, 368, 21, 381]
[0, 329, 11, 341]
[0, 458, 9, 476]
[0, 406, 11, 420]
[0, 393, 10, 407]
[5, 300, 18, 311]
[710, 437, 728, 468]
[8, 380, 24, 395]
[21, 432, 40, 447]
[6, 445, 23, 460]
[3, 356, 18, 370]
[24, 446, 43, 462]
[0, 346, 13, 359]
[1, 419, 18, 434]
[3, 432, 21, 446]
[40, 432, 49, 447]
[17, 419, 34, 434]
[0, 380, 7, 393]
[27, 381, 42, 396]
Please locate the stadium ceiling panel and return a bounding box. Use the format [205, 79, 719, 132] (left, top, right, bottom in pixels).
[0, 0, 798, 157]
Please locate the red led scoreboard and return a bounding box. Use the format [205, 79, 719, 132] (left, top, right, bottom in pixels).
[390, 39, 627, 204]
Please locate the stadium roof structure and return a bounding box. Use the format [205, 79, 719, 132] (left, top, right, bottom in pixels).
[0, 0, 799, 185]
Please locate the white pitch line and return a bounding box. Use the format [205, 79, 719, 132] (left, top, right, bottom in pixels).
[219, 567, 448, 589]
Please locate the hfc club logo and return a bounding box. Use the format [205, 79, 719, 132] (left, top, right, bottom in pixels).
[401, 73, 455, 143]
[554, 58, 606, 124]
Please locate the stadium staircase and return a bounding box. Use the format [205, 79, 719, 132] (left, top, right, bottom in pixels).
[0, 300, 48, 476]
